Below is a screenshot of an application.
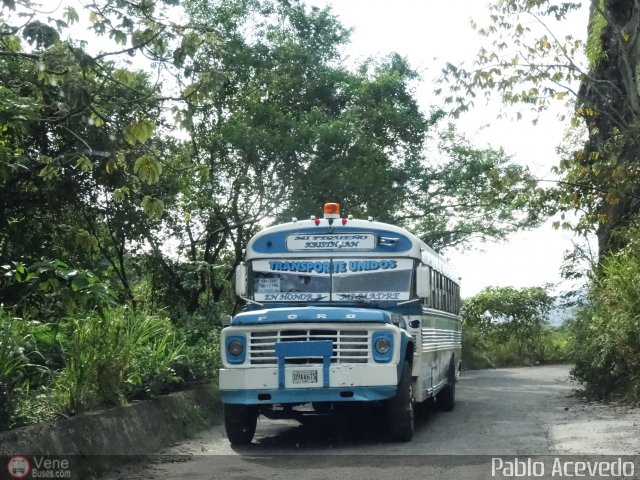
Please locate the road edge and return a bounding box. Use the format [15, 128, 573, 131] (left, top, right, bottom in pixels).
[0, 384, 222, 477]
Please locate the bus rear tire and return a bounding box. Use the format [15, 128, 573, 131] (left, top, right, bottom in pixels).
[224, 404, 258, 445]
[438, 360, 456, 412]
[386, 360, 414, 442]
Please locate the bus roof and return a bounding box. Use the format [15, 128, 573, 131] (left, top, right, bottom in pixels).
[245, 217, 459, 283]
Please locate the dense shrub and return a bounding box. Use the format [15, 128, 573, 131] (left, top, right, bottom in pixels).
[461, 286, 570, 369]
[571, 225, 640, 399]
[0, 310, 54, 429]
[50, 308, 184, 414]
[173, 312, 222, 383]
[0, 311, 29, 429]
[1, 307, 225, 429]
[462, 323, 572, 370]
[461, 323, 496, 369]
[0, 305, 224, 430]
[536, 326, 573, 364]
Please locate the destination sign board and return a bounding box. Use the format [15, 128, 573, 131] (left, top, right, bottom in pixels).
[286, 233, 375, 251]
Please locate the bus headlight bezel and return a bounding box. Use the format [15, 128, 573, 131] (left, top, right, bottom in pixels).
[372, 332, 394, 363]
[225, 335, 246, 364]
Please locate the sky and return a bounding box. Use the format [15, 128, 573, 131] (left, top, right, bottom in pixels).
[304, 0, 591, 297]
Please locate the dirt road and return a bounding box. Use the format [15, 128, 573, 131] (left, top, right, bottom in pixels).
[104, 365, 640, 479]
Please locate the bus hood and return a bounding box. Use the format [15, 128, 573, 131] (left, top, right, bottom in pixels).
[231, 306, 392, 326]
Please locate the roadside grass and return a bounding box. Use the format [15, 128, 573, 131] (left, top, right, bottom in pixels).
[0, 306, 222, 431]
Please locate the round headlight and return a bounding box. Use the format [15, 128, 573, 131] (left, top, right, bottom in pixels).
[227, 340, 244, 356]
[374, 337, 391, 354]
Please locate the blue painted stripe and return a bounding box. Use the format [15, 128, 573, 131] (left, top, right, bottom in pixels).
[232, 306, 392, 326]
[221, 386, 398, 405]
[275, 341, 333, 388]
[250, 227, 413, 254]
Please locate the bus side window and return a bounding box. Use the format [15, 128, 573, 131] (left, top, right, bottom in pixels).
[449, 280, 456, 313]
[431, 270, 436, 309]
[421, 267, 431, 307]
[446, 278, 450, 313]
[451, 282, 455, 314]
[427, 267, 433, 307]
[443, 276, 448, 313]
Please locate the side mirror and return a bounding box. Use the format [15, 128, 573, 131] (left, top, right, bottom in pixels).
[235, 262, 247, 297]
[415, 265, 430, 298]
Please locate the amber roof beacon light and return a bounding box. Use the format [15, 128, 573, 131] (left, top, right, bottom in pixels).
[323, 203, 340, 219]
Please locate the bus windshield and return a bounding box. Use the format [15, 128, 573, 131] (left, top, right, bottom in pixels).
[250, 258, 413, 302]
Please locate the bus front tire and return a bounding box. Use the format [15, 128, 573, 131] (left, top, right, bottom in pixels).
[386, 360, 415, 442]
[224, 404, 258, 445]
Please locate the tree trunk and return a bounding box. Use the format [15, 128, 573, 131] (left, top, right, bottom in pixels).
[580, 0, 640, 256]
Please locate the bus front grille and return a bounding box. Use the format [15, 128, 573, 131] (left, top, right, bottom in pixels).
[248, 329, 370, 365]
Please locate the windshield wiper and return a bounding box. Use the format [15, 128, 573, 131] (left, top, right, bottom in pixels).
[240, 296, 263, 307]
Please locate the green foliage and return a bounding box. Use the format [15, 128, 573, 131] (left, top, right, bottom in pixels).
[407, 125, 541, 249]
[440, 1, 584, 117]
[538, 325, 573, 363]
[0, 310, 53, 429]
[0, 306, 221, 429]
[134, 155, 162, 185]
[571, 222, 640, 399]
[0, 311, 30, 429]
[173, 313, 222, 382]
[464, 322, 572, 370]
[460, 321, 495, 369]
[141, 196, 165, 221]
[461, 286, 559, 368]
[3, 260, 117, 319]
[51, 308, 183, 414]
[586, 1, 606, 68]
[125, 120, 157, 146]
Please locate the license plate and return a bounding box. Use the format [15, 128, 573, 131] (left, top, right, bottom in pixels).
[292, 369, 318, 384]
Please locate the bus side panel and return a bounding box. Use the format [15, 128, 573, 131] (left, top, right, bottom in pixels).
[421, 309, 462, 396]
[407, 314, 429, 403]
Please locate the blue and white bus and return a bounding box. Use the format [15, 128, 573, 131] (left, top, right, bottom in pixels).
[219, 203, 461, 443]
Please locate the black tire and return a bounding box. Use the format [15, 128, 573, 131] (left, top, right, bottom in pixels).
[386, 360, 415, 442]
[312, 402, 332, 414]
[437, 359, 456, 412]
[224, 404, 258, 445]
